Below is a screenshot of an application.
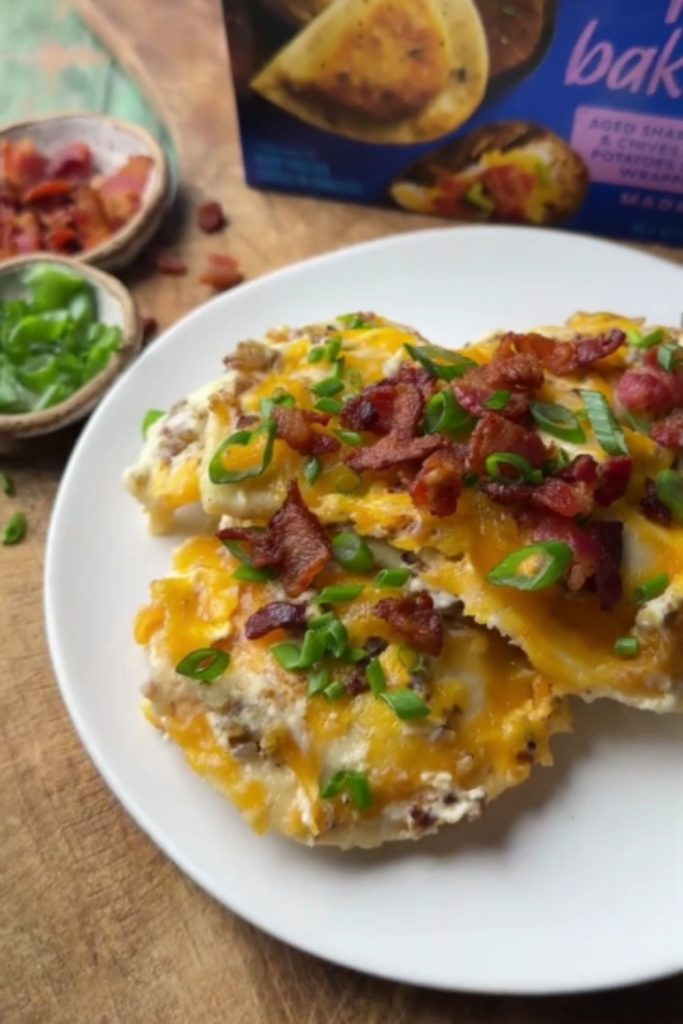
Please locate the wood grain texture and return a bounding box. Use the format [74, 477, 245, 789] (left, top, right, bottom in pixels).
[1, 1, 682, 1021]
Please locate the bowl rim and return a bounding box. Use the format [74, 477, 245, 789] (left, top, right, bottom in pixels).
[0, 111, 170, 268]
[0, 252, 142, 437]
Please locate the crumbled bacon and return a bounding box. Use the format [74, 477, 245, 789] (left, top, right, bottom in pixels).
[154, 251, 187, 275]
[500, 329, 625, 376]
[556, 454, 632, 508]
[95, 154, 152, 227]
[453, 344, 542, 421]
[142, 316, 158, 345]
[640, 478, 672, 527]
[200, 253, 243, 291]
[272, 406, 340, 456]
[454, 382, 529, 421]
[346, 381, 448, 473]
[217, 481, 330, 597]
[395, 361, 438, 400]
[467, 413, 548, 474]
[479, 480, 534, 506]
[197, 199, 227, 233]
[616, 364, 683, 417]
[409, 446, 464, 517]
[374, 591, 443, 656]
[21, 179, 74, 206]
[481, 477, 593, 517]
[650, 408, 683, 448]
[0, 138, 46, 188]
[46, 142, 93, 180]
[340, 381, 395, 435]
[529, 515, 623, 610]
[244, 601, 308, 640]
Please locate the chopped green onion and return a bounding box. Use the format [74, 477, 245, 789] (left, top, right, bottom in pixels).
[0, 471, 14, 496]
[381, 689, 430, 721]
[209, 421, 276, 484]
[375, 568, 411, 588]
[486, 541, 573, 591]
[298, 628, 328, 668]
[311, 377, 344, 398]
[485, 452, 541, 485]
[332, 531, 375, 574]
[465, 181, 495, 213]
[317, 585, 364, 604]
[176, 648, 230, 682]
[323, 681, 347, 702]
[2, 511, 26, 545]
[308, 612, 334, 630]
[334, 468, 362, 494]
[654, 469, 683, 522]
[657, 343, 683, 373]
[366, 658, 386, 696]
[260, 391, 295, 418]
[339, 646, 370, 664]
[307, 347, 325, 364]
[333, 357, 346, 379]
[142, 408, 165, 438]
[232, 564, 275, 583]
[627, 327, 664, 350]
[336, 429, 363, 447]
[633, 573, 669, 604]
[221, 538, 253, 563]
[338, 314, 373, 330]
[307, 666, 332, 697]
[579, 390, 629, 456]
[270, 642, 304, 671]
[424, 390, 474, 438]
[404, 343, 477, 382]
[614, 636, 640, 658]
[308, 336, 342, 364]
[304, 456, 322, 484]
[320, 769, 372, 809]
[530, 402, 586, 444]
[484, 390, 511, 411]
[321, 617, 349, 658]
[314, 397, 343, 415]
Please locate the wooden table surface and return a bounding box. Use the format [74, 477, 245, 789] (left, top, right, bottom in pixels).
[2, 2, 682, 1021]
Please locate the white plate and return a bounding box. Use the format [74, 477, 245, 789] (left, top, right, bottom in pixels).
[45, 227, 683, 995]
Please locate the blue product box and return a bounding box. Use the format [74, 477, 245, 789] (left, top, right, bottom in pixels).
[224, 1, 683, 246]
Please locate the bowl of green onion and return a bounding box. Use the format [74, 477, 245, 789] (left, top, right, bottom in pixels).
[0, 254, 141, 438]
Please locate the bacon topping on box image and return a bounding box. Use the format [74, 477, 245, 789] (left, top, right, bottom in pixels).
[217, 481, 331, 597]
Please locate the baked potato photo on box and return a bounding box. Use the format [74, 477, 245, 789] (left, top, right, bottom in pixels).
[250, 0, 489, 144]
[390, 121, 589, 225]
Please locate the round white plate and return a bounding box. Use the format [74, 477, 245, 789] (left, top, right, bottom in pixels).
[45, 227, 683, 995]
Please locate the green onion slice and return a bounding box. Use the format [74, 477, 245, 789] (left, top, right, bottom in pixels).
[307, 666, 332, 697]
[424, 390, 474, 438]
[270, 642, 304, 671]
[304, 456, 322, 484]
[485, 452, 542, 485]
[209, 421, 276, 484]
[317, 584, 364, 604]
[332, 531, 375, 574]
[484, 390, 511, 411]
[530, 402, 586, 444]
[654, 469, 683, 522]
[404, 343, 477, 382]
[633, 573, 669, 604]
[627, 328, 665, 350]
[260, 391, 295, 418]
[381, 689, 431, 721]
[366, 658, 386, 696]
[375, 568, 411, 588]
[334, 468, 362, 494]
[322, 681, 347, 702]
[320, 770, 372, 809]
[338, 314, 374, 330]
[486, 541, 573, 591]
[614, 636, 641, 658]
[311, 377, 344, 398]
[2, 511, 27, 545]
[314, 397, 343, 415]
[657, 343, 683, 373]
[176, 648, 230, 682]
[232, 564, 275, 583]
[142, 408, 165, 438]
[579, 390, 629, 456]
[336, 429, 363, 447]
[0, 471, 14, 496]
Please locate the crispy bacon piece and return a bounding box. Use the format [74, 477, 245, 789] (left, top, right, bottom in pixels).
[557, 454, 632, 508]
[155, 251, 187, 275]
[46, 142, 93, 180]
[530, 515, 623, 610]
[272, 406, 340, 456]
[395, 362, 437, 400]
[650, 408, 683, 448]
[616, 364, 683, 417]
[21, 179, 74, 205]
[197, 200, 227, 233]
[347, 381, 448, 473]
[44, 226, 80, 253]
[71, 185, 111, 249]
[481, 477, 592, 517]
[467, 412, 547, 474]
[374, 591, 443, 656]
[409, 446, 464, 517]
[640, 478, 672, 527]
[200, 253, 243, 291]
[340, 381, 395, 435]
[95, 154, 152, 227]
[454, 344, 542, 421]
[244, 601, 307, 640]
[217, 481, 330, 597]
[10, 210, 41, 253]
[500, 329, 625, 376]
[0, 139, 46, 188]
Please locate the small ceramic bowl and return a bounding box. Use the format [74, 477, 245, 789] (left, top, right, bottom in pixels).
[0, 253, 142, 440]
[0, 112, 171, 270]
